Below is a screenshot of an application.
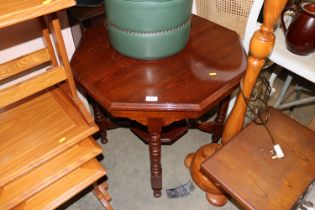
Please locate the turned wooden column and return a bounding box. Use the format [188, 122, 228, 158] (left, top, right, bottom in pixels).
[192, 95, 231, 143]
[148, 118, 163, 198]
[90, 98, 117, 144]
[212, 96, 230, 143]
[185, 0, 288, 206]
[92, 102, 109, 144]
[222, 0, 288, 144]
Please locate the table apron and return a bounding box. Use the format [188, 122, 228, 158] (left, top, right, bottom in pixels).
[109, 110, 205, 126]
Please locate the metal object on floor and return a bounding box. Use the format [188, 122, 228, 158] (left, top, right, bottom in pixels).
[274, 73, 315, 110]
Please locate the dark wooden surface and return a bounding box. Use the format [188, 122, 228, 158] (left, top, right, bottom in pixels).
[202, 107, 315, 210]
[68, 5, 104, 22]
[71, 15, 246, 119]
[71, 15, 247, 197]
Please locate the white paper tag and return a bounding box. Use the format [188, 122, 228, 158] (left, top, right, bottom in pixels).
[145, 96, 158, 102]
[273, 144, 284, 159]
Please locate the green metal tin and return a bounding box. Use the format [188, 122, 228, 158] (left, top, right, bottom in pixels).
[105, 0, 193, 60]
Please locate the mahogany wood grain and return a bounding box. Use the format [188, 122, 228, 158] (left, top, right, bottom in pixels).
[71, 15, 246, 115]
[309, 116, 315, 131]
[91, 99, 118, 144]
[71, 15, 247, 197]
[131, 120, 188, 145]
[188, 96, 230, 143]
[202, 107, 315, 210]
[148, 118, 163, 197]
[211, 96, 230, 143]
[0, 0, 76, 28]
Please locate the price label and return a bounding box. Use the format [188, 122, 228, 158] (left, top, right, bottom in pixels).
[145, 96, 158, 102]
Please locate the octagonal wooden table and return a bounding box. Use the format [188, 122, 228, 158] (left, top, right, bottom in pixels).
[71, 15, 247, 197]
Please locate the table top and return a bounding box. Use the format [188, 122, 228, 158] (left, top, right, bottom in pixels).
[71, 15, 247, 117]
[201, 107, 315, 210]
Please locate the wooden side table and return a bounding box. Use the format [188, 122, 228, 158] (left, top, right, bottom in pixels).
[202, 107, 315, 209]
[71, 15, 247, 197]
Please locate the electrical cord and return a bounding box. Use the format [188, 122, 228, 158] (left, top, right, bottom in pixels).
[239, 75, 276, 146]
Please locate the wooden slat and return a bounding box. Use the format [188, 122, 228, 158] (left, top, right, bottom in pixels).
[0, 48, 51, 81]
[0, 0, 76, 28]
[0, 138, 102, 210]
[0, 66, 66, 108]
[0, 88, 98, 187]
[38, 18, 58, 67]
[13, 159, 106, 210]
[93, 182, 113, 210]
[50, 16, 95, 125]
[50, 16, 78, 99]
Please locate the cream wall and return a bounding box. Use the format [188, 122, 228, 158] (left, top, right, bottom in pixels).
[192, 0, 197, 14]
[0, 12, 74, 63]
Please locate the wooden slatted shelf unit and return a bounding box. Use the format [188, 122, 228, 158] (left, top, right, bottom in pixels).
[0, 137, 101, 209]
[0, 0, 112, 209]
[0, 0, 76, 28]
[0, 89, 98, 186]
[13, 159, 107, 210]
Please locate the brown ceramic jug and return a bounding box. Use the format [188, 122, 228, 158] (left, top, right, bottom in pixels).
[281, 2, 315, 55]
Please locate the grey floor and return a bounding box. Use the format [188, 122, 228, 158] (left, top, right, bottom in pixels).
[63, 68, 315, 210]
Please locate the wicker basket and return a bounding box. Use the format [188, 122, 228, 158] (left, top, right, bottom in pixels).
[106, 0, 193, 60]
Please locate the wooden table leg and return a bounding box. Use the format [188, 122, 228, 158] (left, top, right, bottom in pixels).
[190, 96, 231, 143]
[148, 118, 163, 197]
[91, 100, 117, 144]
[92, 102, 109, 144]
[212, 96, 230, 143]
[93, 182, 113, 210]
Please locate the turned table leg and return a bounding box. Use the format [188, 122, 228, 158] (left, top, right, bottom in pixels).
[212, 96, 230, 143]
[92, 102, 109, 144]
[91, 100, 117, 144]
[148, 118, 163, 197]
